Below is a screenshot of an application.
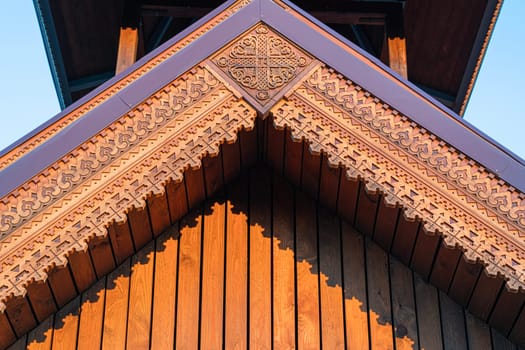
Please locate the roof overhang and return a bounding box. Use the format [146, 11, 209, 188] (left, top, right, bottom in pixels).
[1, 0, 524, 339]
[33, 0, 503, 114]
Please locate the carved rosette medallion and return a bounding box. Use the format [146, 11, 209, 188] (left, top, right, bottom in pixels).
[212, 24, 313, 109]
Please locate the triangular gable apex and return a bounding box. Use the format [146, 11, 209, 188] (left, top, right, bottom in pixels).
[0, 0, 524, 316]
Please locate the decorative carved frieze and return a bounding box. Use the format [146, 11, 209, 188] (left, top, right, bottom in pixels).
[271, 65, 525, 290]
[0, 0, 254, 170]
[211, 24, 313, 110]
[0, 66, 257, 310]
[0, 16, 524, 315]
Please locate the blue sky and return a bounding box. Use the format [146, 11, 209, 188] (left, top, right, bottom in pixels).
[0, 1, 523, 159]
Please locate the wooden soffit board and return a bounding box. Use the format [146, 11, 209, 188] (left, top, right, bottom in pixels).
[0, 0, 524, 311]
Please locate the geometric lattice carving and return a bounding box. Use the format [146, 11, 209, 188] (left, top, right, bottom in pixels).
[212, 24, 313, 108]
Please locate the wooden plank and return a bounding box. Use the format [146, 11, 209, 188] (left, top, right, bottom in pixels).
[414, 274, 443, 350]
[150, 227, 179, 350]
[465, 311, 492, 350]
[5, 296, 37, 337]
[147, 192, 171, 237]
[366, 239, 394, 349]
[101, 260, 131, 350]
[47, 266, 77, 308]
[165, 179, 189, 224]
[390, 216, 419, 265]
[221, 139, 241, 184]
[387, 37, 408, 79]
[239, 123, 258, 169]
[26, 281, 57, 322]
[26, 316, 53, 350]
[0, 312, 16, 349]
[51, 296, 80, 350]
[6, 335, 26, 350]
[390, 258, 419, 350]
[202, 154, 224, 199]
[77, 279, 105, 350]
[68, 250, 97, 292]
[115, 27, 138, 74]
[409, 229, 440, 280]
[184, 167, 206, 211]
[440, 291, 468, 350]
[126, 241, 155, 349]
[266, 117, 285, 174]
[301, 142, 321, 200]
[272, 176, 296, 349]
[373, 202, 399, 252]
[429, 242, 461, 292]
[489, 288, 525, 336]
[175, 209, 203, 350]
[127, 206, 153, 250]
[107, 221, 135, 265]
[224, 177, 249, 349]
[468, 271, 504, 321]
[318, 156, 340, 213]
[448, 257, 482, 307]
[88, 235, 117, 279]
[355, 185, 379, 237]
[248, 167, 272, 350]
[258, 118, 267, 161]
[283, 130, 303, 187]
[509, 304, 525, 346]
[492, 328, 518, 350]
[337, 175, 359, 225]
[341, 222, 369, 349]
[318, 206, 345, 349]
[295, 190, 321, 349]
[200, 200, 226, 349]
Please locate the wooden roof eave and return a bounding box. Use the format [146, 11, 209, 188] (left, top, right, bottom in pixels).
[4, 0, 524, 192]
[0, 0, 524, 327]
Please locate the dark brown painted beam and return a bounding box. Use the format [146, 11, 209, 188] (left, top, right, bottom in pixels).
[140, 4, 396, 25]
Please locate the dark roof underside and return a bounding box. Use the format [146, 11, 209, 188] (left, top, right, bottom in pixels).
[35, 0, 497, 114]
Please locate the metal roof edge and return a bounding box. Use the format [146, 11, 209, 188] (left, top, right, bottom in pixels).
[0, 0, 260, 198]
[3, 0, 524, 198]
[457, 0, 503, 116]
[0, 0, 245, 159]
[32, 0, 71, 109]
[265, 0, 525, 192]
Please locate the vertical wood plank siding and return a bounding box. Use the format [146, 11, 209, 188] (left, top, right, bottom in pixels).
[12, 169, 521, 350]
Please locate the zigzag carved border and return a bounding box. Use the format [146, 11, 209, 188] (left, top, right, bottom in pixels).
[0, 0, 253, 169]
[0, 32, 524, 315]
[270, 65, 525, 290]
[0, 66, 257, 311]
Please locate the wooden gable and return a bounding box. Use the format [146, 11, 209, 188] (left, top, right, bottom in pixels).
[5, 167, 523, 349]
[0, 0, 524, 348]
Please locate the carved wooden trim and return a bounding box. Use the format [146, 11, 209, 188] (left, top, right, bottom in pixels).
[211, 24, 313, 111]
[0, 66, 256, 310]
[271, 65, 524, 290]
[0, 0, 253, 170]
[0, 14, 523, 316]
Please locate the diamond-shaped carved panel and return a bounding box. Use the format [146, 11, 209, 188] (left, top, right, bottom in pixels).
[210, 24, 315, 111]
